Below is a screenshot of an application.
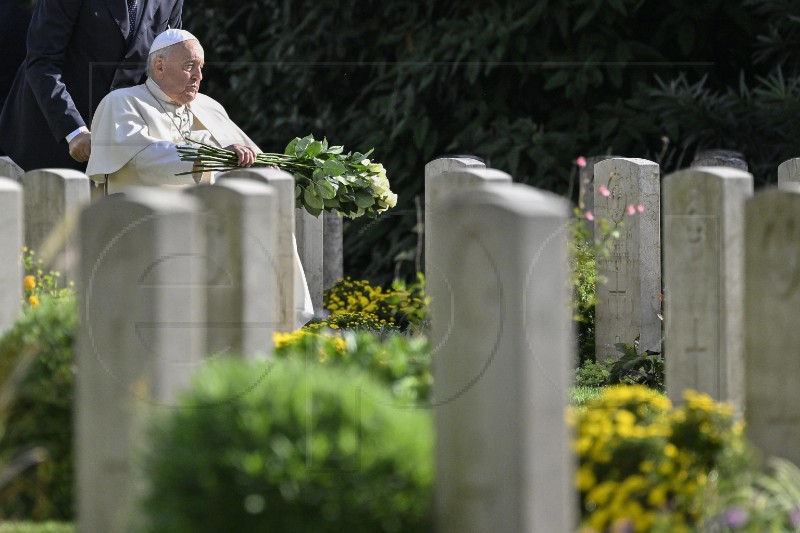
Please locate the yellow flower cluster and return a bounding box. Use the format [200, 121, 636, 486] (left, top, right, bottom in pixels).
[323, 276, 428, 331]
[272, 329, 312, 349]
[272, 329, 346, 363]
[571, 385, 747, 532]
[20, 246, 74, 308]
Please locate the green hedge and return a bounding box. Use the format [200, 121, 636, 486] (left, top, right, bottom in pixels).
[0, 523, 74, 533]
[138, 358, 433, 533]
[0, 297, 76, 521]
[183, 0, 800, 281]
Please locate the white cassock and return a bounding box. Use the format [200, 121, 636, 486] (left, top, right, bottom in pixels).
[87, 78, 314, 327]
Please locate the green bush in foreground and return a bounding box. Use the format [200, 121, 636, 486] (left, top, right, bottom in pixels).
[0, 522, 74, 533]
[274, 328, 432, 404]
[0, 296, 76, 520]
[138, 358, 433, 533]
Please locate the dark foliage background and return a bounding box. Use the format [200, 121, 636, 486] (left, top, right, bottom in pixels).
[184, 0, 800, 283]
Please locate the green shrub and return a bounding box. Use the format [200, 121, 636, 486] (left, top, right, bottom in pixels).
[138, 358, 433, 533]
[274, 328, 432, 404]
[0, 523, 74, 533]
[607, 341, 665, 392]
[184, 0, 773, 281]
[21, 247, 74, 309]
[570, 386, 605, 409]
[575, 359, 610, 389]
[322, 276, 428, 332]
[702, 457, 800, 531]
[0, 296, 76, 521]
[570, 217, 598, 366]
[307, 312, 400, 336]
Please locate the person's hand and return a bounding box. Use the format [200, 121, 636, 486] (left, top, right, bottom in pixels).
[68, 131, 92, 162]
[225, 144, 257, 167]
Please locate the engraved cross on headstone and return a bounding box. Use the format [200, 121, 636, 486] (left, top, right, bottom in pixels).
[608, 268, 626, 320]
[685, 317, 706, 386]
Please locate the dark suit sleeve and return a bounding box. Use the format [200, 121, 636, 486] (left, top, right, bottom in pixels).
[24, 0, 86, 142]
[168, 0, 183, 29]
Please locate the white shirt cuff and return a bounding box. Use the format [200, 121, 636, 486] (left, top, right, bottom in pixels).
[66, 126, 89, 143]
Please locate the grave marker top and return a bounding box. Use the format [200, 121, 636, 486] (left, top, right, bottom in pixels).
[22, 168, 90, 258]
[778, 158, 800, 191]
[0, 156, 24, 181]
[745, 188, 800, 465]
[433, 181, 574, 533]
[593, 158, 661, 358]
[663, 166, 752, 410]
[0, 178, 23, 333]
[76, 187, 205, 533]
[186, 179, 278, 358]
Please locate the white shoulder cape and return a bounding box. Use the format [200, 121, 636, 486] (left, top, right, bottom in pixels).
[86, 83, 258, 182]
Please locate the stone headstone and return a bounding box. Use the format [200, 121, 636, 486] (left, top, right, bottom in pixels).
[744, 188, 800, 466]
[777, 158, 800, 191]
[217, 168, 296, 332]
[0, 178, 23, 333]
[323, 211, 343, 290]
[691, 149, 748, 171]
[594, 158, 661, 360]
[424, 157, 495, 285]
[663, 167, 753, 412]
[76, 188, 205, 533]
[186, 180, 277, 359]
[295, 208, 323, 313]
[21, 168, 90, 275]
[431, 175, 575, 532]
[0, 156, 24, 181]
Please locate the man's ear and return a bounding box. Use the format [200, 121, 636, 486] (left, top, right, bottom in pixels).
[152, 56, 165, 79]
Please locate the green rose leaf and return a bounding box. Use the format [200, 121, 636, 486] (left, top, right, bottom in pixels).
[315, 180, 337, 200]
[294, 136, 313, 157]
[285, 137, 300, 156]
[303, 186, 324, 210]
[305, 205, 323, 217]
[323, 159, 347, 176]
[306, 140, 323, 158]
[176, 134, 394, 220]
[354, 191, 375, 208]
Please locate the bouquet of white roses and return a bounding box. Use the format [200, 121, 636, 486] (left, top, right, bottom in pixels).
[177, 134, 397, 218]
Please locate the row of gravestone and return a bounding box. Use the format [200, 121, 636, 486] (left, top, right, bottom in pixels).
[580, 156, 800, 473]
[424, 156, 800, 532]
[0, 164, 342, 533]
[1, 154, 799, 531]
[1, 157, 574, 532]
[0, 158, 346, 333]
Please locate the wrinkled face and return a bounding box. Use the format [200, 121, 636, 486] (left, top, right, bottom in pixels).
[153, 40, 204, 105]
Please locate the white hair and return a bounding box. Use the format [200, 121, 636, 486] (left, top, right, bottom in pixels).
[145, 49, 168, 78]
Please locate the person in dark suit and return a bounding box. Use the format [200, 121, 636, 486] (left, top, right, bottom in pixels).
[0, 0, 32, 116]
[0, 0, 183, 171]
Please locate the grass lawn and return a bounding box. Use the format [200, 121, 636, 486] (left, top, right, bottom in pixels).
[571, 385, 604, 408]
[0, 523, 74, 533]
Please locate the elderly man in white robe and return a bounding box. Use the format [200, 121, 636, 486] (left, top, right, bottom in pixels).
[87, 29, 258, 189]
[88, 29, 314, 325]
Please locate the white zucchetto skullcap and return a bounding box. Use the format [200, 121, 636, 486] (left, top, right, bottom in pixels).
[148, 29, 199, 55]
